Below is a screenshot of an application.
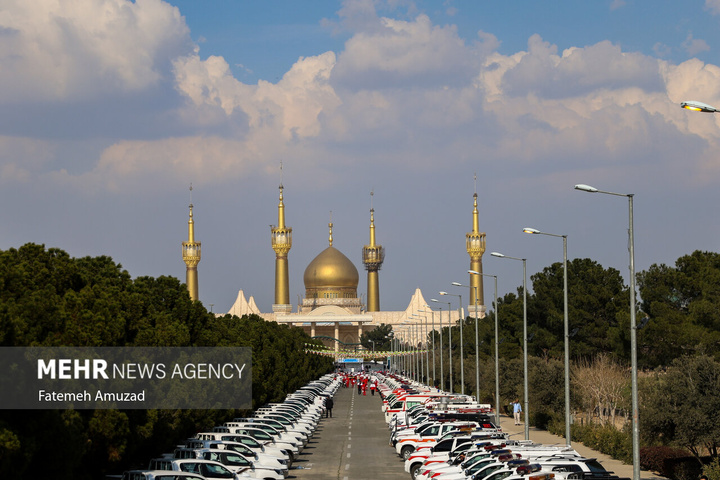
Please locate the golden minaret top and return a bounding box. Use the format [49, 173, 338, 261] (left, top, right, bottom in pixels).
[363, 191, 385, 311]
[271, 175, 293, 311]
[271, 184, 292, 256]
[466, 176, 486, 309]
[182, 185, 201, 301]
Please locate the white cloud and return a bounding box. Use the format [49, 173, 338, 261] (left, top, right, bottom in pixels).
[0, 0, 192, 102]
[173, 51, 340, 140]
[5, 0, 720, 196]
[500, 36, 664, 99]
[0, 136, 54, 183]
[706, 0, 720, 15]
[332, 13, 497, 89]
[682, 33, 710, 57]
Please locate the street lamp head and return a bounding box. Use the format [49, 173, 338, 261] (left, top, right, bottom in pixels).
[439, 291, 448, 295]
[574, 184, 598, 193]
[451, 282, 462, 286]
[431, 298, 440, 303]
[468, 269, 480, 275]
[490, 252, 505, 258]
[681, 100, 719, 113]
[523, 227, 540, 234]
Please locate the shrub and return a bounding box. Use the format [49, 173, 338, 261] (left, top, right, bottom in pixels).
[702, 458, 720, 480]
[640, 446, 689, 475]
[571, 422, 632, 463]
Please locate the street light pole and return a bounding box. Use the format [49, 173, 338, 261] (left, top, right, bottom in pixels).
[491, 252, 529, 440]
[434, 297, 453, 392]
[441, 291, 464, 394]
[452, 281, 480, 402]
[420, 307, 436, 388]
[431, 300, 445, 391]
[410, 315, 427, 384]
[574, 184, 638, 480]
[470, 270, 499, 425]
[524, 227, 571, 446]
[417, 311, 431, 385]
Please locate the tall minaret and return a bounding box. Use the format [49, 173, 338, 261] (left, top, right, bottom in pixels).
[466, 177, 486, 315]
[182, 186, 201, 301]
[271, 182, 292, 313]
[362, 191, 385, 312]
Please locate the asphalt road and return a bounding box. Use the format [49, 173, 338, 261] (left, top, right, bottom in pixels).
[290, 384, 406, 480]
[289, 385, 665, 480]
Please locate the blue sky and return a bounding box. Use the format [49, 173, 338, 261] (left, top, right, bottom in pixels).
[170, 0, 720, 82]
[2, 0, 720, 315]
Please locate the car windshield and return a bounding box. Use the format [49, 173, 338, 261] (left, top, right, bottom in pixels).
[204, 463, 232, 475]
[157, 476, 204, 480]
[485, 470, 514, 480]
[473, 464, 505, 480]
[463, 453, 490, 468]
[225, 436, 260, 448]
[224, 453, 251, 466]
[468, 460, 497, 475]
[226, 444, 252, 456]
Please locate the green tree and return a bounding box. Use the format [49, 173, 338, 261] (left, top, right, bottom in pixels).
[528, 258, 628, 362]
[638, 251, 720, 367]
[0, 244, 333, 479]
[361, 323, 393, 351]
[641, 355, 720, 460]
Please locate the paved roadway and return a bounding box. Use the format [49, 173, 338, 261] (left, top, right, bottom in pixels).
[289, 385, 665, 480]
[290, 384, 404, 480]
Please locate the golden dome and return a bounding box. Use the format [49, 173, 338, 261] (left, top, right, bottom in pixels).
[304, 246, 359, 290]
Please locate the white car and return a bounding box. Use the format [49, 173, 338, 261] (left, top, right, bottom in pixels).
[199, 449, 285, 480]
[121, 471, 206, 480]
[148, 458, 239, 480]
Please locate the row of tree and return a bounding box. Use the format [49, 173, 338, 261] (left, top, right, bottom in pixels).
[360, 250, 720, 465]
[363, 251, 720, 370]
[0, 243, 334, 479]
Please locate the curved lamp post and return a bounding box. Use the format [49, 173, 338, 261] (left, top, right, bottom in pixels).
[430, 300, 445, 391]
[470, 270, 499, 426]
[441, 291, 464, 394]
[452, 281, 480, 402]
[575, 183, 638, 480]
[410, 314, 429, 384]
[491, 251, 529, 440]
[406, 320, 421, 383]
[524, 227, 571, 446]
[420, 307, 436, 388]
[433, 297, 453, 393]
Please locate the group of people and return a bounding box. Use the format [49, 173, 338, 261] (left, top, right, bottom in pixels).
[324, 371, 382, 420]
[340, 372, 378, 396]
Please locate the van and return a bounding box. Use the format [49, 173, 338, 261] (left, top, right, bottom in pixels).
[384, 394, 436, 423]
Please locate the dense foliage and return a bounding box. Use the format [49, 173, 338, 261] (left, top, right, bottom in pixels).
[360, 323, 393, 351]
[425, 252, 720, 468]
[641, 355, 720, 460]
[638, 251, 720, 366]
[0, 243, 333, 479]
